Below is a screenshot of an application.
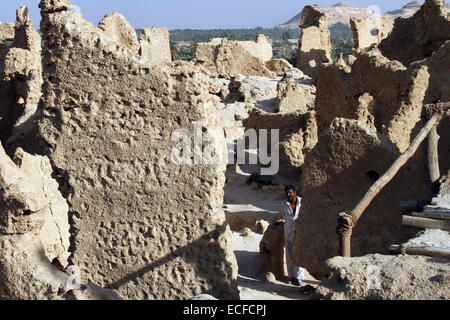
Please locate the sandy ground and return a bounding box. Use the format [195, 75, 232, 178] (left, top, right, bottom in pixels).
[225, 164, 320, 300]
[232, 231, 319, 300]
[220, 74, 321, 300]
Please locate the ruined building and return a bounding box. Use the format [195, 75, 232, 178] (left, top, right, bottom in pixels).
[0, 0, 240, 300]
[350, 15, 394, 51]
[292, 0, 450, 278]
[0, 0, 448, 301]
[296, 5, 332, 80]
[194, 35, 276, 78]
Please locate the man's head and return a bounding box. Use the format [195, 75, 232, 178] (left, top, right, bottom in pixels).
[285, 185, 297, 202]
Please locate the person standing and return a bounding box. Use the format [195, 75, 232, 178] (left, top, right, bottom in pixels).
[281, 185, 305, 286]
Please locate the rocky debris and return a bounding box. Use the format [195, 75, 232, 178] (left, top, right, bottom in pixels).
[315, 254, 450, 300]
[209, 77, 231, 101]
[294, 118, 425, 278]
[237, 34, 273, 63]
[350, 16, 394, 51]
[265, 59, 303, 77]
[139, 27, 172, 65]
[225, 204, 278, 232]
[3, 7, 43, 149]
[379, 0, 450, 67]
[0, 144, 71, 299]
[406, 229, 450, 249]
[98, 12, 140, 54]
[275, 77, 316, 114]
[36, 0, 239, 300]
[315, 48, 431, 153]
[262, 272, 277, 283]
[296, 6, 332, 81]
[229, 75, 278, 104]
[259, 221, 287, 281]
[244, 109, 318, 177]
[194, 36, 276, 78]
[72, 281, 123, 300]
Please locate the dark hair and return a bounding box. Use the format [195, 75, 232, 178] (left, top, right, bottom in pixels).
[285, 185, 296, 192]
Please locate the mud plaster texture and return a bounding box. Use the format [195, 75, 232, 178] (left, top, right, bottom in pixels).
[35, 0, 239, 300]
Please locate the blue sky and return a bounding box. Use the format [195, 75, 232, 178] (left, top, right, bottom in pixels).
[0, 0, 419, 30]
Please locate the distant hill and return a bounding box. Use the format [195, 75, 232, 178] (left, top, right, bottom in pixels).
[277, 1, 450, 29]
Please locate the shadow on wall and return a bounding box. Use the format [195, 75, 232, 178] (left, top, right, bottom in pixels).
[0, 47, 19, 146]
[107, 222, 239, 300]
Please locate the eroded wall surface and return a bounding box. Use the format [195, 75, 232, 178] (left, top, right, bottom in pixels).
[296, 5, 332, 80]
[378, 0, 450, 66]
[350, 16, 394, 51]
[36, 0, 239, 300]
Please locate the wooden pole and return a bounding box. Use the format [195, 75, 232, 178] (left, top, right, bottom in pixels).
[390, 244, 450, 259]
[402, 215, 450, 231]
[337, 102, 450, 257]
[352, 115, 438, 221]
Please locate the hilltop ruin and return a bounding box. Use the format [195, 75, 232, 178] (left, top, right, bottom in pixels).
[0, 0, 448, 301]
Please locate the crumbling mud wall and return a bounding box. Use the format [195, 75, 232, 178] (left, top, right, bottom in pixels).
[378, 0, 450, 67]
[315, 48, 431, 153]
[139, 27, 172, 65]
[36, 0, 238, 300]
[244, 109, 318, 177]
[296, 5, 332, 80]
[275, 78, 316, 114]
[292, 0, 450, 280]
[99, 13, 172, 66]
[0, 145, 71, 299]
[294, 119, 425, 278]
[3, 7, 43, 150]
[265, 58, 301, 77]
[98, 12, 140, 54]
[350, 16, 394, 51]
[194, 36, 275, 78]
[237, 34, 273, 62]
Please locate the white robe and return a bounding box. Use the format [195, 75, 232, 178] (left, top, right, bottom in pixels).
[281, 196, 305, 281]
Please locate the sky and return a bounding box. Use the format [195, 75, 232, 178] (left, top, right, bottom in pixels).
[0, 0, 420, 30]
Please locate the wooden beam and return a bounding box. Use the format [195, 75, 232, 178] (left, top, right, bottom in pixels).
[402, 215, 450, 230]
[390, 244, 450, 259]
[412, 209, 450, 220]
